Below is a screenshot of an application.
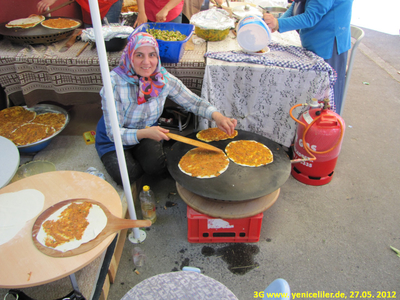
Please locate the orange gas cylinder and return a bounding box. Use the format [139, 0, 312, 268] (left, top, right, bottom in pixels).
[290, 99, 345, 186]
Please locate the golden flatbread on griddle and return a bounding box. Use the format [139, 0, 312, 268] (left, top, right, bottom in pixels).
[225, 140, 273, 167]
[31, 112, 67, 131]
[196, 127, 238, 142]
[6, 14, 45, 29]
[41, 18, 80, 30]
[178, 148, 229, 178]
[8, 123, 56, 146]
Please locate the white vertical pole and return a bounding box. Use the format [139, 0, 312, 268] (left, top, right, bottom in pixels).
[88, 0, 141, 240]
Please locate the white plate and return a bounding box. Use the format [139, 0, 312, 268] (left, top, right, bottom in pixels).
[243, 46, 270, 55]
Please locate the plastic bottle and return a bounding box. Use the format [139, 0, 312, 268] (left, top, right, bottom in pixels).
[139, 185, 157, 224]
[132, 247, 146, 267]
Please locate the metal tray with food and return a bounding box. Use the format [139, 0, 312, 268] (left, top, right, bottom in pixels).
[17, 104, 70, 153]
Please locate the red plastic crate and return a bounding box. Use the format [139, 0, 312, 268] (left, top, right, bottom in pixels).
[187, 206, 263, 243]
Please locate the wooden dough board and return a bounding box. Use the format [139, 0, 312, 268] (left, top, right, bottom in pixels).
[177, 183, 280, 219]
[32, 199, 151, 258]
[0, 171, 123, 288]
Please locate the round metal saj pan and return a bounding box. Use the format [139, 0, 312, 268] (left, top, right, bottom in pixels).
[166, 130, 291, 201]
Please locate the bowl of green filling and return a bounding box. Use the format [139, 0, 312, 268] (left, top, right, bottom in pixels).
[131, 22, 194, 63]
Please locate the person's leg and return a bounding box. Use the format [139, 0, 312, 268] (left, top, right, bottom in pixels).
[101, 149, 145, 185]
[104, 0, 123, 23]
[325, 39, 348, 115]
[131, 138, 167, 177]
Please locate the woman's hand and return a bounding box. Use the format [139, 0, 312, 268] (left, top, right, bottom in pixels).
[155, 8, 169, 22]
[137, 126, 170, 142]
[37, 0, 57, 13]
[263, 13, 279, 32]
[212, 112, 237, 136]
[134, 11, 148, 28]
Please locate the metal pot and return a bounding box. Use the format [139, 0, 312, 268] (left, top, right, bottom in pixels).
[105, 37, 128, 52]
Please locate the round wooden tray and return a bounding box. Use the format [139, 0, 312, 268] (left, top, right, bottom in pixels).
[177, 182, 280, 219]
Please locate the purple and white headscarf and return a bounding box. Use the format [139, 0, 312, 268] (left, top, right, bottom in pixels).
[113, 32, 169, 104]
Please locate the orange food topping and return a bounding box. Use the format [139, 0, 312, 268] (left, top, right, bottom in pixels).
[42, 18, 79, 29]
[42, 202, 92, 248]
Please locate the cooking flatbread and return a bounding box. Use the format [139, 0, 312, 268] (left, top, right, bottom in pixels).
[0, 107, 36, 139]
[0, 106, 66, 145]
[0, 106, 36, 123]
[36, 201, 108, 252]
[8, 123, 56, 146]
[178, 148, 229, 178]
[41, 18, 80, 29]
[31, 112, 67, 131]
[225, 140, 273, 167]
[5, 14, 45, 29]
[196, 127, 238, 142]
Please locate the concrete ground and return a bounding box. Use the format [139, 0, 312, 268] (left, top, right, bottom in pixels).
[1, 24, 400, 300]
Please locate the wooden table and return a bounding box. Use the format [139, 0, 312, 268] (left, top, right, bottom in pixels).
[0, 170, 122, 288]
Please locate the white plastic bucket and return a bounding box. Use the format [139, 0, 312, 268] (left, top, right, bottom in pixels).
[237, 15, 271, 53]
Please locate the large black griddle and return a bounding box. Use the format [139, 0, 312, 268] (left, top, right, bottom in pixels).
[166, 130, 291, 201]
[0, 17, 82, 45]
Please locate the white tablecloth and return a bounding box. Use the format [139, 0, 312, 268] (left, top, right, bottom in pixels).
[199, 31, 335, 148]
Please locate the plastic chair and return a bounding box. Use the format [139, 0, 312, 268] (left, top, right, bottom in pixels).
[339, 25, 365, 116]
[263, 278, 291, 299]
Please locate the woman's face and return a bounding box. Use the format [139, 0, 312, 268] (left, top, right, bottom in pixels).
[132, 46, 158, 77]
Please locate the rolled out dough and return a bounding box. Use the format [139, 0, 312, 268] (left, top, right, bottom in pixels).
[0, 189, 45, 245]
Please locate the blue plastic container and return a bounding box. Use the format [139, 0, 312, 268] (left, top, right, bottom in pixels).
[131, 22, 194, 63]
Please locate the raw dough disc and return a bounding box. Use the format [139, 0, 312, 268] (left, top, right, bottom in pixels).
[0, 189, 45, 245]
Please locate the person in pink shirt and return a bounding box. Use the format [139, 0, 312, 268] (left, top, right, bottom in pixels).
[134, 0, 184, 27]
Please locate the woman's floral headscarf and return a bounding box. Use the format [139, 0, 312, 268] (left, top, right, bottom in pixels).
[113, 32, 169, 104]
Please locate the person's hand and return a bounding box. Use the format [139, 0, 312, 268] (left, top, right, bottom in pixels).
[155, 8, 169, 22]
[37, 0, 57, 13]
[137, 126, 170, 142]
[134, 11, 148, 28]
[212, 112, 237, 136]
[263, 13, 279, 32]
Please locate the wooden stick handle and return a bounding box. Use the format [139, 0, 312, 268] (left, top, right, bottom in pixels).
[39, 0, 76, 15]
[76, 42, 89, 57]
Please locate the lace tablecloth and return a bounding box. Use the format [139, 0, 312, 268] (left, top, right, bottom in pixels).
[121, 271, 238, 300]
[0, 36, 206, 107]
[199, 31, 335, 148]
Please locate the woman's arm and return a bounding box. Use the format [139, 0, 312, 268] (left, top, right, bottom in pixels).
[211, 112, 237, 136]
[155, 0, 183, 22]
[134, 0, 148, 27]
[166, 75, 237, 136]
[264, 0, 335, 33]
[136, 126, 170, 141]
